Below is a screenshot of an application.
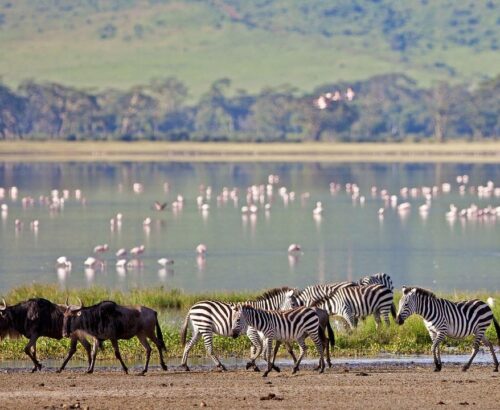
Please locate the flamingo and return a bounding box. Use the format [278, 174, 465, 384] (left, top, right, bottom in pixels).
[116, 248, 127, 258]
[196, 243, 207, 255]
[313, 201, 323, 215]
[93, 243, 109, 254]
[56, 256, 72, 270]
[287, 244, 301, 253]
[158, 258, 174, 267]
[84, 257, 101, 268]
[130, 245, 145, 256]
[153, 201, 167, 211]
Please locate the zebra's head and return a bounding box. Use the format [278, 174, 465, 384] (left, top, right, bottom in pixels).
[281, 289, 299, 310]
[396, 286, 417, 325]
[230, 304, 247, 338]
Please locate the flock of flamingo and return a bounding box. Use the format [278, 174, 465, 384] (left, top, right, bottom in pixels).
[0, 172, 498, 285]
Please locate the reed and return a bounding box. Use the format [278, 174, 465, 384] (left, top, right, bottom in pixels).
[0, 285, 499, 362]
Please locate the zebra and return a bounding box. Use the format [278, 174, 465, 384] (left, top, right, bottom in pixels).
[396, 286, 500, 372]
[310, 284, 396, 329]
[179, 287, 298, 371]
[295, 281, 356, 307]
[356, 272, 394, 291]
[230, 304, 326, 377]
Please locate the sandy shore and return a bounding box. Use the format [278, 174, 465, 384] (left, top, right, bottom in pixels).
[0, 363, 498, 409]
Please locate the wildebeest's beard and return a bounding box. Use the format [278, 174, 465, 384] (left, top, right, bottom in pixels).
[0, 311, 21, 340]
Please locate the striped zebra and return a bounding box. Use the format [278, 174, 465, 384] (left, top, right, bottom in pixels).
[356, 272, 394, 291]
[230, 304, 326, 377]
[295, 281, 356, 307]
[396, 286, 500, 372]
[179, 287, 297, 371]
[310, 284, 396, 329]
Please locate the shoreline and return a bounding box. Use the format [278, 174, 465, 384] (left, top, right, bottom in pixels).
[0, 141, 499, 163]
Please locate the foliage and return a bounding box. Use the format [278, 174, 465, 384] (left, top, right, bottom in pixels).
[0, 285, 499, 362]
[0, 73, 499, 142]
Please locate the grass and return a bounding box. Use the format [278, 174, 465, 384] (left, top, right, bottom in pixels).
[0, 1, 499, 97]
[1, 284, 499, 363]
[0, 141, 500, 163]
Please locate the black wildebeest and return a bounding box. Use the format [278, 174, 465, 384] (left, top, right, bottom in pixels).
[62, 300, 168, 374]
[0, 297, 92, 372]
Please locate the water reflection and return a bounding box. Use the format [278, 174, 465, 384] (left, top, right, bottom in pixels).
[0, 161, 498, 293]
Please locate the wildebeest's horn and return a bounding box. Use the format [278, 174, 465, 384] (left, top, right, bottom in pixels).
[0, 298, 6, 310]
[77, 297, 83, 308]
[65, 296, 69, 307]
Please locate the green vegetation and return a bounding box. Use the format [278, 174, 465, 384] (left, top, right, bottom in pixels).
[0, 1, 499, 95]
[0, 73, 499, 142]
[1, 284, 499, 362]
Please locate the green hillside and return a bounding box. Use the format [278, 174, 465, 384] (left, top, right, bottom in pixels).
[0, 0, 498, 97]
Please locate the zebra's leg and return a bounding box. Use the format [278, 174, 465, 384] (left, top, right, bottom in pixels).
[431, 333, 445, 372]
[263, 338, 274, 377]
[481, 335, 499, 372]
[462, 334, 482, 372]
[373, 311, 381, 329]
[292, 336, 307, 374]
[311, 331, 325, 373]
[202, 333, 227, 371]
[269, 341, 282, 373]
[380, 308, 391, 326]
[180, 330, 200, 371]
[284, 342, 297, 366]
[313, 330, 326, 371]
[245, 329, 262, 371]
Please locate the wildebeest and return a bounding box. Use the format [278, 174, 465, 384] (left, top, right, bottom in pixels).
[0, 297, 92, 372]
[62, 300, 168, 374]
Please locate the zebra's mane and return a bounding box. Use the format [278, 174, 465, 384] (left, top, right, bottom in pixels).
[254, 286, 296, 301]
[412, 287, 436, 298]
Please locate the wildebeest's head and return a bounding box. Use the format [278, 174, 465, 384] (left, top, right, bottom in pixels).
[62, 297, 84, 337]
[0, 298, 9, 337]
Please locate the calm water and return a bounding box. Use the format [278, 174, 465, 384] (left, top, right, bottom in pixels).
[0, 161, 498, 295]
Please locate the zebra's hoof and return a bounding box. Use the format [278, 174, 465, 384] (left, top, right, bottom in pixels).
[161, 364, 168, 371]
[218, 364, 227, 372]
[493, 368, 498, 372]
[245, 362, 254, 370]
[253, 366, 260, 372]
[272, 365, 280, 373]
[262, 372, 269, 378]
[327, 362, 333, 368]
[461, 366, 469, 372]
[292, 367, 299, 374]
[433, 367, 441, 372]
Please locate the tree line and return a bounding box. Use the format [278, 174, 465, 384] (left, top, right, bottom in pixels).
[0, 74, 498, 142]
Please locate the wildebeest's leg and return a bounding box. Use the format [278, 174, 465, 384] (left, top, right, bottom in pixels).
[87, 338, 100, 374]
[181, 330, 200, 371]
[481, 335, 499, 372]
[137, 335, 152, 375]
[80, 338, 93, 372]
[202, 332, 227, 371]
[462, 333, 482, 372]
[148, 332, 168, 371]
[293, 336, 307, 374]
[57, 336, 79, 373]
[110, 339, 128, 374]
[24, 335, 42, 372]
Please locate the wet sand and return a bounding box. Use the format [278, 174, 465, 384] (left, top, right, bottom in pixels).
[0, 363, 498, 409]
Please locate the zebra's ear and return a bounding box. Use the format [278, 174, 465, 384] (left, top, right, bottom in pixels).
[285, 289, 295, 297]
[402, 286, 410, 295]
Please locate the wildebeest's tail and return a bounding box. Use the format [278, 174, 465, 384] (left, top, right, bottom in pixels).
[391, 302, 397, 319]
[155, 314, 167, 351]
[326, 320, 335, 349]
[180, 312, 190, 347]
[493, 316, 500, 347]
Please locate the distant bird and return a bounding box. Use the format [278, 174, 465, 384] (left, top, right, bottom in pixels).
[143, 217, 152, 226]
[288, 244, 301, 253]
[56, 256, 72, 270]
[158, 258, 174, 267]
[153, 201, 167, 211]
[196, 243, 207, 255]
[313, 201, 323, 215]
[93, 243, 109, 254]
[84, 257, 100, 268]
[116, 248, 127, 258]
[130, 245, 145, 256]
[116, 259, 127, 268]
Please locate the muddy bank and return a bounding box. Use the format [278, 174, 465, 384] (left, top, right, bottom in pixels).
[0, 363, 498, 409]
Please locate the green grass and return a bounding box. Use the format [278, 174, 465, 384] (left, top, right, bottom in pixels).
[0, 1, 498, 98]
[1, 284, 499, 362]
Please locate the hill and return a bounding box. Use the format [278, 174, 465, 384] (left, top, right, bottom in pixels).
[0, 0, 499, 98]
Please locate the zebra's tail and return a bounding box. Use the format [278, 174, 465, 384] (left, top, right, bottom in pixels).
[391, 302, 397, 319]
[155, 314, 167, 352]
[493, 316, 500, 347]
[180, 312, 190, 347]
[325, 321, 335, 349]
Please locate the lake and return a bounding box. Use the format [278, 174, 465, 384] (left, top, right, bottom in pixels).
[0, 161, 498, 294]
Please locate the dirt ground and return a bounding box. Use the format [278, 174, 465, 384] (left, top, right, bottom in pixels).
[0, 363, 498, 409]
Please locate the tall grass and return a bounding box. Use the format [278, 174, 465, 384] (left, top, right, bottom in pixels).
[1, 284, 499, 362]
